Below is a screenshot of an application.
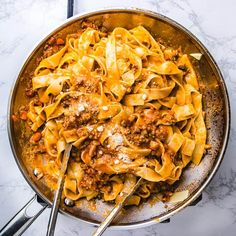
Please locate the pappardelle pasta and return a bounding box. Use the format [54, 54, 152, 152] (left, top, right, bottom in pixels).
[16, 23, 207, 206]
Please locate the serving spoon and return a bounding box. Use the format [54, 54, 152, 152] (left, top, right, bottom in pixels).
[92, 177, 143, 236]
[46, 144, 72, 236]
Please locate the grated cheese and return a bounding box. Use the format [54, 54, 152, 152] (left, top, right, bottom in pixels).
[110, 133, 123, 147]
[142, 94, 147, 100]
[97, 125, 104, 132]
[102, 106, 109, 111]
[86, 125, 93, 132]
[98, 150, 103, 155]
[114, 160, 120, 164]
[77, 104, 85, 113]
[118, 153, 131, 163]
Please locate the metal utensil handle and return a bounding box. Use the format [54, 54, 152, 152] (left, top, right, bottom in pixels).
[92, 202, 124, 236]
[67, 0, 74, 18]
[0, 195, 47, 236]
[46, 144, 72, 236]
[92, 178, 143, 236]
[45, 177, 65, 236]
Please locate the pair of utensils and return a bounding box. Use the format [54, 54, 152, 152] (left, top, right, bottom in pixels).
[46, 144, 142, 236]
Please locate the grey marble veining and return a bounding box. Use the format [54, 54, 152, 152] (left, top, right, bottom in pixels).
[0, 0, 236, 235]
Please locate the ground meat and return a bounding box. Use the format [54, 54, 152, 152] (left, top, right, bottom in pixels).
[125, 123, 150, 146]
[88, 129, 101, 140]
[155, 125, 169, 143]
[24, 76, 36, 97]
[123, 105, 176, 147]
[12, 114, 18, 122]
[63, 108, 98, 129]
[162, 191, 174, 202]
[43, 45, 59, 58]
[100, 184, 112, 194]
[39, 35, 65, 60]
[61, 97, 71, 108]
[81, 20, 99, 30]
[33, 144, 46, 154]
[73, 76, 100, 93]
[146, 125, 156, 137]
[160, 111, 176, 124]
[125, 115, 137, 127]
[164, 48, 180, 61]
[63, 115, 77, 129]
[79, 163, 109, 191]
[79, 112, 92, 124]
[76, 127, 89, 137]
[142, 109, 161, 124]
[127, 133, 149, 146]
[125, 116, 173, 147]
[47, 36, 56, 45]
[25, 88, 36, 98]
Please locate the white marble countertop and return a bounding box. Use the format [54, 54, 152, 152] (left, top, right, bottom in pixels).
[0, 0, 236, 235]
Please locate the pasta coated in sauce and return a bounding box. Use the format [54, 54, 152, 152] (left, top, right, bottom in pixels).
[20, 25, 207, 205]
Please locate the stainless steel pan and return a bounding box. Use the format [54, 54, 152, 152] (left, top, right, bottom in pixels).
[0, 8, 230, 236]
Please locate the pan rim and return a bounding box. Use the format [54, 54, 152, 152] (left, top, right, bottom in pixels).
[7, 7, 231, 229]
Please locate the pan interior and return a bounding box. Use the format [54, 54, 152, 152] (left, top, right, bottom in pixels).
[9, 10, 229, 226]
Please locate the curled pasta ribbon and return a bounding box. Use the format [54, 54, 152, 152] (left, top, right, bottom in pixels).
[27, 101, 45, 131]
[103, 176, 123, 201]
[35, 46, 68, 76]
